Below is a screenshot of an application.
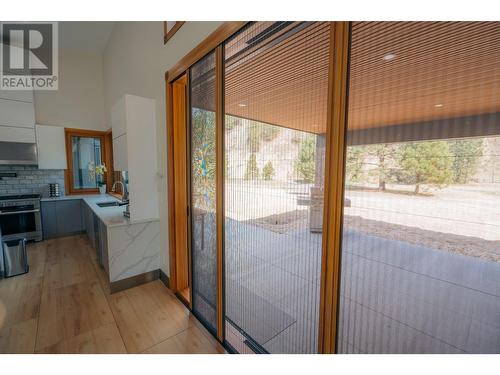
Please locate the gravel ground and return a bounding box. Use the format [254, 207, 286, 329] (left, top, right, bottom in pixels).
[244, 208, 500, 263]
[344, 215, 500, 263]
[230, 182, 500, 263]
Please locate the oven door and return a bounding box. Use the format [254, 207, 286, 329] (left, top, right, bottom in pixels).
[0, 204, 39, 240]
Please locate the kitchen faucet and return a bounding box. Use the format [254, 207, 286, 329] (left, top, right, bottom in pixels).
[111, 180, 129, 203]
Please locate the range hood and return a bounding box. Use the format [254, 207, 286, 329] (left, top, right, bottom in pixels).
[0, 141, 38, 165]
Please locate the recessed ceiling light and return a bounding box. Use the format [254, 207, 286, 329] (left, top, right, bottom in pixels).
[434, 103, 444, 108]
[238, 103, 247, 107]
[383, 53, 396, 61]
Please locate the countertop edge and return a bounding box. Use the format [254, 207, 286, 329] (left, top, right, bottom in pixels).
[41, 195, 159, 227]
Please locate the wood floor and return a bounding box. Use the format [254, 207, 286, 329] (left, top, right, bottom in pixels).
[0, 235, 225, 354]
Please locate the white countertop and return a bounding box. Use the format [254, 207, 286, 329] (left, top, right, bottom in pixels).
[41, 194, 159, 228]
[41, 194, 99, 202]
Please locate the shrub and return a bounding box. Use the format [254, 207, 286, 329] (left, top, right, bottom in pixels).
[262, 161, 275, 180]
[295, 135, 316, 182]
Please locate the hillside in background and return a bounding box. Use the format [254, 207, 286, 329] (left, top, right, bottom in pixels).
[225, 118, 309, 182]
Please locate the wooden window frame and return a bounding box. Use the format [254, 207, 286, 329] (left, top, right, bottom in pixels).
[164, 21, 351, 353]
[164, 21, 185, 44]
[64, 128, 113, 195]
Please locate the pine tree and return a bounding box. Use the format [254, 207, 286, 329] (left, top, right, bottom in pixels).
[346, 146, 365, 183]
[244, 153, 259, 180]
[262, 161, 275, 181]
[295, 135, 316, 182]
[366, 144, 399, 191]
[448, 138, 483, 184]
[400, 141, 453, 194]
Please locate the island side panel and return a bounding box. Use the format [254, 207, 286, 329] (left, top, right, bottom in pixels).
[107, 220, 161, 282]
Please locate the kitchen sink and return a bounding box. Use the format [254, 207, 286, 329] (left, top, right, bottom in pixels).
[96, 201, 120, 208]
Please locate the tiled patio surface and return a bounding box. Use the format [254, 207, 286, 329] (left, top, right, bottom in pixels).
[225, 220, 500, 353]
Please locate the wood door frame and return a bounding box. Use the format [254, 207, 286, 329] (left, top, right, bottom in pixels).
[317, 21, 351, 354]
[166, 73, 192, 307]
[215, 45, 225, 342]
[64, 128, 110, 195]
[164, 21, 185, 44]
[170, 73, 192, 307]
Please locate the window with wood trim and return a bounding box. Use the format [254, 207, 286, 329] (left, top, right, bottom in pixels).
[164, 21, 185, 44]
[64, 128, 113, 195]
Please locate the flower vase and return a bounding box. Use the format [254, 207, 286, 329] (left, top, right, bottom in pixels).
[99, 185, 106, 195]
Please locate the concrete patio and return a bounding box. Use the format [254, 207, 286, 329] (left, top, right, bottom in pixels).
[224, 219, 500, 353]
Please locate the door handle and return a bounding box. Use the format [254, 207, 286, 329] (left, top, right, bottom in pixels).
[0, 209, 40, 215]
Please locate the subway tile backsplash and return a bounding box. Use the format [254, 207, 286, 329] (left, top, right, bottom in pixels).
[0, 165, 65, 197]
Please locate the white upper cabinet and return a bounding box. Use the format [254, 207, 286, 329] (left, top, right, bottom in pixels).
[35, 124, 67, 170]
[0, 126, 36, 143]
[110, 94, 159, 221]
[0, 90, 34, 103]
[112, 134, 128, 171]
[0, 99, 35, 128]
[111, 96, 127, 139]
[0, 44, 35, 132]
[0, 83, 36, 143]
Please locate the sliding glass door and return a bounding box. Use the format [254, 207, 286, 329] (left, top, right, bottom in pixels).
[337, 22, 500, 354]
[223, 22, 331, 353]
[189, 51, 218, 333]
[169, 21, 500, 354]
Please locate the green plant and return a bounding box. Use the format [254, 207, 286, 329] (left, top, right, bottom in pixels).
[295, 135, 316, 182]
[88, 162, 107, 187]
[366, 144, 399, 190]
[262, 161, 275, 181]
[399, 141, 453, 194]
[448, 138, 484, 184]
[346, 146, 365, 183]
[244, 153, 260, 180]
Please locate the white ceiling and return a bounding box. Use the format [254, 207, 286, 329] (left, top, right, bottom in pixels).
[0, 22, 114, 54]
[59, 22, 114, 53]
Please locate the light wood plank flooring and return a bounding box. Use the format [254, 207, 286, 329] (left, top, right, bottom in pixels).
[0, 235, 224, 354]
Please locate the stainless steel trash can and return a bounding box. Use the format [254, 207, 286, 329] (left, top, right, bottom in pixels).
[2, 239, 29, 277]
[0, 241, 3, 279]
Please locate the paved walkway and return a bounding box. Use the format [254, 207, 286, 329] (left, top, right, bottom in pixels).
[225, 220, 500, 353]
[339, 229, 500, 353]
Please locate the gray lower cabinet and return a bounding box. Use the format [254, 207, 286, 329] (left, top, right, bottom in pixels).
[41, 201, 57, 238]
[93, 213, 109, 271]
[93, 212, 101, 265]
[41, 199, 84, 239]
[80, 202, 108, 270]
[83, 202, 95, 247]
[42, 199, 108, 271]
[100, 222, 109, 273]
[56, 200, 83, 234]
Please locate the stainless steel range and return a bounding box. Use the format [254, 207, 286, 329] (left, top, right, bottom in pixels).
[0, 194, 42, 242]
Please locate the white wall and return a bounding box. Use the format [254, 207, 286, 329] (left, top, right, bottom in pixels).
[34, 49, 107, 131]
[103, 21, 223, 276]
